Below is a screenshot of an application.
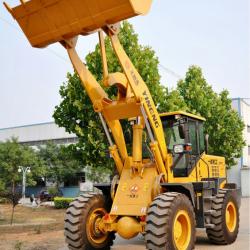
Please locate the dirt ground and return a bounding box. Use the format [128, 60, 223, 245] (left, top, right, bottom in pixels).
[0, 204, 66, 250]
[0, 204, 65, 225]
[0, 198, 249, 250]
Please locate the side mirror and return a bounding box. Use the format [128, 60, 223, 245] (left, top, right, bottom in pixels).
[178, 124, 185, 139]
[205, 134, 209, 154]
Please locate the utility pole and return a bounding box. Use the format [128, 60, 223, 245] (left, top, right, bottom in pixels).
[18, 166, 31, 199]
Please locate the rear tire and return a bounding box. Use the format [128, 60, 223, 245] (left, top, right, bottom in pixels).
[64, 193, 115, 250]
[145, 192, 195, 250]
[206, 189, 239, 245]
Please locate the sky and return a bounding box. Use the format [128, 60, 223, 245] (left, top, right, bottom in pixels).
[0, 0, 249, 129]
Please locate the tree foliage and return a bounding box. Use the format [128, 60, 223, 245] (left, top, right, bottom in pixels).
[0, 138, 45, 190]
[38, 142, 84, 186]
[178, 66, 245, 167]
[0, 138, 43, 224]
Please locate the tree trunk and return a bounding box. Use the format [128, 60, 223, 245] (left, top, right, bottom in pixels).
[10, 181, 15, 225]
[12, 181, 15, 195]
[10, 205, 15, 225]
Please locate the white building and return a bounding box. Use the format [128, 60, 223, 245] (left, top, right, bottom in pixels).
[227, 98, 250, 197]
[0, 121, 78, 146]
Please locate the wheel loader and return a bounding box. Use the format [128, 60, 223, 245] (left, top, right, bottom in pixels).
[5, 1, 240, 249]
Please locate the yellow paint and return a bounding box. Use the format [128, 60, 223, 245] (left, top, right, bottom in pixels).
[226, 201, 237, 232]
[86, 208, 108, 245]
[103, 98, 141, 120]
[4, 0, 152, 48]
[160, 111, 206, 121]
[99, 30, 109, 81]
[132, 124, 143, 163]
[116, 217, 141, 239]
[173, 210, 191, 250]
[168, 153, 226, 184]
[110, 167, 158, 216]
[220, 180, 226, 189]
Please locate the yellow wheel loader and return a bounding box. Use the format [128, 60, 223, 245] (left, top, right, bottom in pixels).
[5, 1, 240, 249]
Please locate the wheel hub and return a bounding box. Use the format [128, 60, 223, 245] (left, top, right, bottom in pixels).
[87, 208, 108, 244]
[226, 201, 237, 232]
[173, 210, 191, 250]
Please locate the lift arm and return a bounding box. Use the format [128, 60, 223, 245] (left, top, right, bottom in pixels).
[62, 38, 128, 170]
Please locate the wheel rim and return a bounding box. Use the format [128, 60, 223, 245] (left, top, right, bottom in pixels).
[226, 201, 237, 232]
[86, 208, 108, 245]
[173, 210, 191, 250]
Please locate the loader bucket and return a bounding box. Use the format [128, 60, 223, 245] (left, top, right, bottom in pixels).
[4, 0, 152, 48]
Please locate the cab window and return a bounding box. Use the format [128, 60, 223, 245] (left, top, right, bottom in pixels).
[198, 122, 205, 153]
[188, 120, 198, 155]
[162, 119, 185, 152]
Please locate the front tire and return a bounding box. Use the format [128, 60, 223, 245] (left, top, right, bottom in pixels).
[206, 189, 239, 245]
[145, 192, 195, 250]
[64, 193, 115, 250]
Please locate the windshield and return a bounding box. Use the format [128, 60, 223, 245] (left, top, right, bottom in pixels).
[161, 118, 185, 151]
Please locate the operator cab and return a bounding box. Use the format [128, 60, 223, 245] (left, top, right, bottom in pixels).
[160, 111, 206, 178]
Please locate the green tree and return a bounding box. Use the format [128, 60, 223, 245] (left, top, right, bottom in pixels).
[178, 66, 245, 167]
[0, 180, 4, 192]
[159, 88, 187, 113]
[0, 138, 45, 191]
[0, 138, 44, 224]
[38, 142, 84, 187]
[53, 22, 184, 173]
[0, 188, 22, 225]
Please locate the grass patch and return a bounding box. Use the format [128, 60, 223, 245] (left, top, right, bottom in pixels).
[54, 197, 74, 209]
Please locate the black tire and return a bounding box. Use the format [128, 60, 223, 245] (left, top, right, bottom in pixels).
[145, 192, 195, 250]
[64, 193, 115, 250]
[206, 189, 239, 245]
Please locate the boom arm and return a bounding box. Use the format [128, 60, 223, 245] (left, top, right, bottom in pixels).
[4, 0, 172, 181]
[64, 27, 170, 180]
[63, 38, 128, 170]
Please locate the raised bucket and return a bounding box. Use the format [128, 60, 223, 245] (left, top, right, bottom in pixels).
[4, 0, 152, 48]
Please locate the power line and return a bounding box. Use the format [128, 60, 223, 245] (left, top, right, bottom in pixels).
[159, 64, 183, 80]
[1, 15, 184, 78]
[0, 15, 19, 31]
[0, 15, 70, 64]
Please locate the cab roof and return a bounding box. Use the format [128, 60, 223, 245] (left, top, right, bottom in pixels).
[160, 111, 206, 121]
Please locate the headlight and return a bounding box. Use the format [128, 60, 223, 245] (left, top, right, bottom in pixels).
[173, 144, 184, 154]
[173, 144, 192, 154]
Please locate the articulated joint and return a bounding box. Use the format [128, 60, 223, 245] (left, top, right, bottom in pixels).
[93, 100, 103, 112]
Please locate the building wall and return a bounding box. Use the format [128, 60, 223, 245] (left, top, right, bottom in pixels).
[241, 101, 250, 167]
[228, 98, 250, 196]
[0, 122, 78, 146]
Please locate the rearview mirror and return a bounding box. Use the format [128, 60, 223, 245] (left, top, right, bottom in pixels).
[205, 134, 209, 153]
